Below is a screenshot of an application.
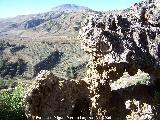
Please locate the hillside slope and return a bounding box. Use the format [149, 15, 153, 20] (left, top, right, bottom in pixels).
[0, 4, 94, 85]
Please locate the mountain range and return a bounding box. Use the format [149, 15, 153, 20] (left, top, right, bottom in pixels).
[0, 4, 94, 39]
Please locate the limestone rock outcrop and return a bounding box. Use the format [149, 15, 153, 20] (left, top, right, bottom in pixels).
[79, 0, 160, 87]
[24, 70, 89, 120]
[79, 0, 160, 118]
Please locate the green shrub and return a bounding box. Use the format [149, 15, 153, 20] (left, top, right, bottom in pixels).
[0, 82, 26, 120]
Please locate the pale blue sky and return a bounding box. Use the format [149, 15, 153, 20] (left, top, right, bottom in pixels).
[0, 0, 142, 18]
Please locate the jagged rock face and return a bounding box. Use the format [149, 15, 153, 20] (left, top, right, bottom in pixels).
[79, 0, 160, 85]
[24, 70, 90, 119]
[79, 0, 160, 118]
[130, 0, 160, 26]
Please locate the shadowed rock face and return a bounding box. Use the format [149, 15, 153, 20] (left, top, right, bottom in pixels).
[24, 0, 160, 119]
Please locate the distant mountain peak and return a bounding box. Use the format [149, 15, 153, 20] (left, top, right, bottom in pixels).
[51, 4, 91, 12]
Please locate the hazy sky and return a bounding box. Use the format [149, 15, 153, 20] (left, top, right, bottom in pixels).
[0, 0, 142, 18]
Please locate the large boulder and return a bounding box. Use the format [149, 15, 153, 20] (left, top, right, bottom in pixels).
[23, 70, 89, 120]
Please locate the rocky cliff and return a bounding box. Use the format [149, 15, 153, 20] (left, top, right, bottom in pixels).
[80, 0, 160, 87]
[79, 0, 159, 118]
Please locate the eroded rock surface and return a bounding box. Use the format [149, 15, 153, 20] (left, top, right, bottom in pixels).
[79, 0, 160, 118]
[80, 0, 160, 86]
[24, 70, 89, 120]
